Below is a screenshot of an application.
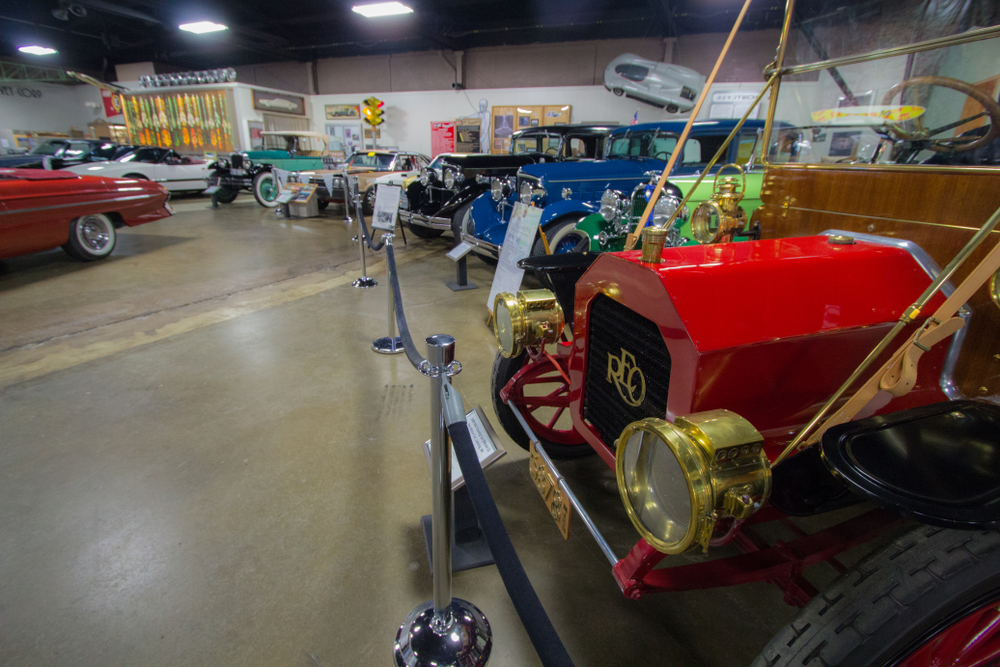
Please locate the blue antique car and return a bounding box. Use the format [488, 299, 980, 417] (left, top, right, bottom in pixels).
[463, 119, 766, 260]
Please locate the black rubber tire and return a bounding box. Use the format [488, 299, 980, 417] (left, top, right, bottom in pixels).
[613, 87, 624, 96]
[252, 171, 279, 208]
[666, 103, 679, 113]
[406, 221, 445, 239]
[530, 216, 586, 257]
[490, 351, 592, 459]
[214, 186, 239, 204]
[362, 187, 376, 216]
[752, 525, 1000, 667]
[62, 213, 117, 261]
[121, 173, 149, 180]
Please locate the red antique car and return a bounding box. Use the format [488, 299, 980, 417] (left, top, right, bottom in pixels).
[490, 1, 1000, 665]
[0, 168, 173, 261]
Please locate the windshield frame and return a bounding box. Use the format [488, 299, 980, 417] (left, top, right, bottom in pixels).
[761, 6, 1000, 172]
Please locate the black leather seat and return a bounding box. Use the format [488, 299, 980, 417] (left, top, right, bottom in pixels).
[821, 400, 1000, 529]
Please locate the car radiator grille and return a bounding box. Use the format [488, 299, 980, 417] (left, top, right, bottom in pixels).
[230, 154, 244, 169]
[583, 294, 672, 449]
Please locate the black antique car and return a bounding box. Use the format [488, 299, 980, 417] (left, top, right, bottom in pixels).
[400, 123, 614, 239]
[0, 139, 133, 170]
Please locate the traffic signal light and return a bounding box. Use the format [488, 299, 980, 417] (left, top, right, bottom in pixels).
[362, 97, 385, 126]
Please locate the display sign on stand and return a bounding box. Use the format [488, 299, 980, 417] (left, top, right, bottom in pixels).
[422, 406, 506, 491]
[430, 121, 456, 156]
[371, 184, 402, 231]
[487, 202, 541, 312]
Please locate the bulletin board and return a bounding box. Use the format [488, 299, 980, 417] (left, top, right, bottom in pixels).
[490, 104, 573, 153]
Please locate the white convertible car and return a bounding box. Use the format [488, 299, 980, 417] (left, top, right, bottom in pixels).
[604, 53, 706, 113]
[66, 147, 210, 193]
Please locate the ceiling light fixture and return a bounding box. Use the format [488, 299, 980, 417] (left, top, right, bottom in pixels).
[352, 2, 414, 18]
[19, 45, 58, 55]
[178, 21, 228, 34]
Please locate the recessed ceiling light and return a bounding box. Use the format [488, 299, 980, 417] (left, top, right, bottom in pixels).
[352, 2, 414, 18]
[19, 45, 58, 55]
[178, 21, 228, 34]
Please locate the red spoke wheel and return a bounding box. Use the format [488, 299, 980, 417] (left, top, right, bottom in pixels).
[753, 526, 1000, 667]
[898, 598, 1000, 667]
[490, 349, 591, 458]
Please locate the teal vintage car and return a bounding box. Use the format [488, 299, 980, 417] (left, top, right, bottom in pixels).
[207, 131, 342, 208]
[570, 163, 764, 253]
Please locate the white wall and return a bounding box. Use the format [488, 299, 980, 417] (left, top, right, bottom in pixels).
[0, 82, 123, 137]
[310, 81, 769, 156]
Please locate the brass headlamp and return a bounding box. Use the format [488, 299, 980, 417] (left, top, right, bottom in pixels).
[616, 409, 771, 554]
[492, 289, 565, 358]
[691, 164, 748, 244]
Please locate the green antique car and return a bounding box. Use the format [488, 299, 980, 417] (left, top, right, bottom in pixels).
[571, 164, 764, 253]
[206, 131, 343, 208]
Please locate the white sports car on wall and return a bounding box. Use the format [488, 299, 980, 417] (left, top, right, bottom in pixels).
[604, 53, 706, 113]
[66, 147, 210, 193]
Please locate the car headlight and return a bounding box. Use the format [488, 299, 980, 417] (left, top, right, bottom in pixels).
[519, 181, 534, 204]
[419, 168, 429, 186]
[600, 189, 621, 222]
[217, 157, 229, 169]
[652, 194, 686, 227]
[491, 178, 504, 202]
[444, 169, 456, 189]
[616, 410, 771, 555]
[492, 290, 564, 358]
[691, 202, 724, 244]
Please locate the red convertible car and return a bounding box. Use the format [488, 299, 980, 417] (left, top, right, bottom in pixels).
[0, 168, 173, 261]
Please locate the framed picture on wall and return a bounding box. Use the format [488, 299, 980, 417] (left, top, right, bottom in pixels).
[326, 104, 360, 120]
[252, 89, 306, 116]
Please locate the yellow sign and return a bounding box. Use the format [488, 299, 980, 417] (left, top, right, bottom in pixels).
[607, 348, 646, 407]
[810, 105, 925, 124]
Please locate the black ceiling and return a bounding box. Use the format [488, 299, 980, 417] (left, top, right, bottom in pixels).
[0, 0, 786, 81]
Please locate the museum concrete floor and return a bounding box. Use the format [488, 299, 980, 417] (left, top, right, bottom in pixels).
[1, 195, 879, 666]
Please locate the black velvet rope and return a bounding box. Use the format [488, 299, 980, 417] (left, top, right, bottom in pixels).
[384, 242, 427, 370]
[446, 419, 576, 667]
[355, 207, 386, 252]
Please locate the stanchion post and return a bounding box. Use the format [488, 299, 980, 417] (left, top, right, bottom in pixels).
[394, 336, 491, 667]
[351, 175, 377, 289]
[372, 234, 404, 355]
[342, 166, 353, 225]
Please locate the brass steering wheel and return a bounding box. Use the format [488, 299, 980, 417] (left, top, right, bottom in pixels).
[881, 76, 1000, 152]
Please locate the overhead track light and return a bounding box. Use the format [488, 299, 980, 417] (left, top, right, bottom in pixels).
[352, 2, 414, 18]
[178, 21, 228, 34]
[19, 46, 58, 55]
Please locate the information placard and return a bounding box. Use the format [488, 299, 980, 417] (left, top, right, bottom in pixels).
[487, 202, 541, 312]
[423, 406, 507, 491]
[371, 184, 402, 231]
[275, 183, 302, 204]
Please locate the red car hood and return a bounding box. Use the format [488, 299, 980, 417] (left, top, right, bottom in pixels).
[0, 168, 81, 181]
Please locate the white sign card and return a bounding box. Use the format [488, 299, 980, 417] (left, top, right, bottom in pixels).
[446, 241, 475, 261]
[422, 406, 507, 491]
[487, 202, 541, 312]
[372, 184, 402, 231]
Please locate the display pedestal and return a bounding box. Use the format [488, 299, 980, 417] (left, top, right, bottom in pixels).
[445, 218, 477, 292]
[421, 486, 493, 572]
[287, 197, 319, 218]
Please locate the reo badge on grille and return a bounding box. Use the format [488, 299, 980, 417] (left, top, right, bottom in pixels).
[607, 348, 646, 407]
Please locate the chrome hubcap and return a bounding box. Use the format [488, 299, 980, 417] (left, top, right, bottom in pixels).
[79, 216, 110, 250]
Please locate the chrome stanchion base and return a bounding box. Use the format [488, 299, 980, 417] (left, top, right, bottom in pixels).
[372, 336, 404, 355]
[394, 599, 492, 667]
[352, 276, 378, 289]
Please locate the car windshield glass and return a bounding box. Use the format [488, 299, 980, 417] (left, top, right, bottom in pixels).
[607, 130, 679, 159]
[90, 143, 119, 160]
[769, 29, 1000, 167]
[120, 148, 164, 163]
[426, 156, 444, 171]
[30, 141, 67, 156]
[349, 153, 394, 169]
[510, 133, 561, 155]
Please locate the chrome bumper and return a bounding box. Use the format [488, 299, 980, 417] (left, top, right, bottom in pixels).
[400, 209, 453, 231]
[461, 231, 501, 260]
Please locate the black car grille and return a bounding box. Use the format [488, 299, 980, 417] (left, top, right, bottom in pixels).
[681, 86, 696, 101]
[583, 295, 671, 448]
[230, 154, 244, 169]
